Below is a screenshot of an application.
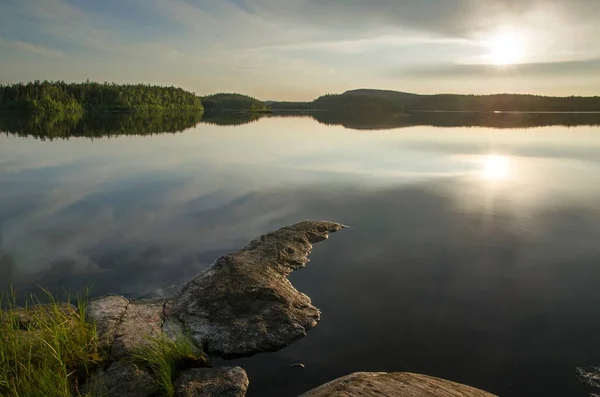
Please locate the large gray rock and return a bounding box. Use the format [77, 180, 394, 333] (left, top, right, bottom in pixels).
[174, 367, 249, 397]
[300, 372, 498, 397]
[81, 361, 159, 397]
[165, 221, 345, 358]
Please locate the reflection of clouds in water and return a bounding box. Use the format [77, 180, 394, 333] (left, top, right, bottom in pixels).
[1, 121, 600, 302]
[2, 119, 600, 395]
[7, 176, 600, 302]
[217, 180, 600, 397]
[223, 180, 600, 395]
[3, 150, 600, 393]
[4, 179, 307, 297]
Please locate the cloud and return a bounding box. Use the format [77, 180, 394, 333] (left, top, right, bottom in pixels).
[233, 0, 599, 37]
[396, 58, 600, 79]
[1, 0, 600, 97]
[0, 37, 64, 58]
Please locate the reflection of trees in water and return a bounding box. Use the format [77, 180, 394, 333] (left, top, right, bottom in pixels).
[0, 111, 204, 140]
[4, 110, 599, 137]
[0, 111, 270, 139]
[200, 112, 263, 126]
[312, 110, 600, 130]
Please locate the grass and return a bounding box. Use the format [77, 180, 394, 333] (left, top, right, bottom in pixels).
[0, 287, 104, 397]
[132, 332, 209, 397]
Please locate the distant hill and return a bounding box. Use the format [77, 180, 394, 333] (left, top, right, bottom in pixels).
[270, 89, 600, 112]
[202, 93, 270, 113]
[342, 89, 422, 101]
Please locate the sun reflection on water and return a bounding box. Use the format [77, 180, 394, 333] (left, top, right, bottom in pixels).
[482, 155, 511, 180]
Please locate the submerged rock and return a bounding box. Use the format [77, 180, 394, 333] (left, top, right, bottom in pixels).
[299, 372, 498, 397]
[174, 367, 249, 397]
[165, 220, 345, 358]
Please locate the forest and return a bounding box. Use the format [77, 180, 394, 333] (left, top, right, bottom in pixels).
[270, 89, 600, 112]
[201, 93, 271, 113]
[3, 82, 599, 115]
[0, 81, 204, 112]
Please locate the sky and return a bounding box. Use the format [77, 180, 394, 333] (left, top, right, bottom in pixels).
[1, 0, 600, 100]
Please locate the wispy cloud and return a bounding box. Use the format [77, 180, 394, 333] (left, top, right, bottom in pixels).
[0, 37, 64, 58]
[397, 58, 600, 79]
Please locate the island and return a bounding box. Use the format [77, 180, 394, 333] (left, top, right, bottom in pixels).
[0, 81, 204, 112]
[0, 82, 275, 115]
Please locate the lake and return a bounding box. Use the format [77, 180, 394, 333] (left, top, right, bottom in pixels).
[1, 112, 600, 396]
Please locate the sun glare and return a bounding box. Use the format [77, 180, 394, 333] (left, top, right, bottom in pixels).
[486, 31, 524, 65]
[482, 155, 511, 180]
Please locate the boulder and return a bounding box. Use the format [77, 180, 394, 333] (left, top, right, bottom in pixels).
[300, 372, 498, 397]
[174, 367, 249, 397]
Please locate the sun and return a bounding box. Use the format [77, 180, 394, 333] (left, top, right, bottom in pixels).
[483, 155, 511, 180]
[485, 31, 524, 65]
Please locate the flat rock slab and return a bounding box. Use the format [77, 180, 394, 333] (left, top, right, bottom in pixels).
[165, 221, 345, 358]
[86, 295, 128, 352]
[300, 372, 498, 397]
[175, 367, 249, 397]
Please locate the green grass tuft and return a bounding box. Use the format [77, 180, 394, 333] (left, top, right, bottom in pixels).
[0, 286, 104, 397]
[132, 332, 208, 397]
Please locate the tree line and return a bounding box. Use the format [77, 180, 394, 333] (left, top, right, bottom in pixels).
[0, 81, 204, 112]
[201, 93, 270, 113]
[270, 89, 600, 112]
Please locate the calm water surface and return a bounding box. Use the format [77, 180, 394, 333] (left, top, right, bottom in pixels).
[1, 114, 600, 396]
